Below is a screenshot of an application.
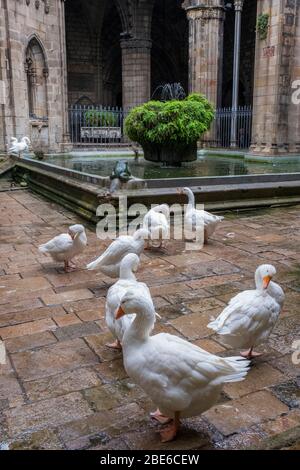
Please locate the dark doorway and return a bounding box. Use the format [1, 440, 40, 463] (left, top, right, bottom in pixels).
[65, 0, 122, 106]
[151, 0, 188, 97]
[222, 0, 257, 107]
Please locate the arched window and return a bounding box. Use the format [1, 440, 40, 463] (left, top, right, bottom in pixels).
[25, 37, 48, 120]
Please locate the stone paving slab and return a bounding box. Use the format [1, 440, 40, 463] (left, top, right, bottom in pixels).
[0, 190, 299, 450]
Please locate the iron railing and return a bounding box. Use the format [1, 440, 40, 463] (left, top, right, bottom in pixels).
[209, 105, 252, 149]
[69, 104, 252, 149]
[69, 105, 128, 145]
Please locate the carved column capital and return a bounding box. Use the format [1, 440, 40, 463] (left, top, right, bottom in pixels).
[182, 1, 225, 21]
[120, 38, 152, 51]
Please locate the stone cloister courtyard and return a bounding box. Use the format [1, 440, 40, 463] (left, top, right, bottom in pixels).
[0, 189, 299, 451]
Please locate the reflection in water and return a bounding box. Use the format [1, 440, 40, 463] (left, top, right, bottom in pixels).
[32, 154, 300, 180]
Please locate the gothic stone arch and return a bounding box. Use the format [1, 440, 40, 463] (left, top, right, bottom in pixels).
[25, 35, 48, 120]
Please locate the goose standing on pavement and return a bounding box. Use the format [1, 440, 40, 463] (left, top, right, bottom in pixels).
[86, 228, 149, 278]
[207, 264, 284, 359]
[105, 253, 155, 350]
[116, 292, 250, 442]
[143, 204, 170, 249]
[179, 187, 223, 243]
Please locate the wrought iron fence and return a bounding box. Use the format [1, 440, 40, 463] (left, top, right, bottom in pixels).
[209, 106, 252, 149]
[69, 104, 252, 149]
[69, 105, 129, 145]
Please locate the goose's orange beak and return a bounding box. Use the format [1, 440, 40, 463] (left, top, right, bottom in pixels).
[263, 275, 272, 289]
[116, 306, 125, 319]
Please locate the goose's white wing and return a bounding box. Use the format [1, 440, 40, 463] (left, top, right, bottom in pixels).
[188, 208, 222, 229]
[86, 235, 134, 270]
[129, 333, 249, 412]
[39, 233, 73, 254]
[207, 290, 280, 348]
[143, 210, 169, 239]
[269, 281, 285, 308]
[9, 143, 19, 153]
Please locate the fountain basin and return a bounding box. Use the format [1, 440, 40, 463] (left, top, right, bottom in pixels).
[10, 154, 300, 224]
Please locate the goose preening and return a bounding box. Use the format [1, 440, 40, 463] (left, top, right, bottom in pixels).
[39, 224, 87, 272]
[207, 264, 284, 359]
[9, 136, 30, 157]
[143, 204, 170, 249]
[105, 253, 156, 350]
[86, 228, 149, 278]
[116, 292, 250, 442]
[178, 187, 223, 243]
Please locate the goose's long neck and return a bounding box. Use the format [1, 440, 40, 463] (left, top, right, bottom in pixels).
[74, 232, 86, 246]
[120, 263, 136, 281]
[185, 189, 195, 210]
[124, 305, 155, 344]
[254, 270, 263, 291]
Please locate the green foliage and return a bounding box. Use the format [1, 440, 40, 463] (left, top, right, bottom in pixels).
[84, 110, 118, 127]
[257, 13, 269, 40]
[125, 93, 214, 146]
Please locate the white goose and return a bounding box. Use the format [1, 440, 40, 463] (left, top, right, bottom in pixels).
[39, 224, 87, 272]
[116, 292, 250, 442]
[105, 253, 154, 350]
[9, 136, 30, 157]
[86, 228, 149, 278]
[143, 204, 170, 249]
[179, 187, 223, 243]
[208, 264, 284, 359]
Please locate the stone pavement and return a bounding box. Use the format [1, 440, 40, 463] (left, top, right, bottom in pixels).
[0, 190, 299, 450]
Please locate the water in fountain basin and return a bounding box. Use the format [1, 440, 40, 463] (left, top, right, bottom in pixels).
[27, 153, 300, 180]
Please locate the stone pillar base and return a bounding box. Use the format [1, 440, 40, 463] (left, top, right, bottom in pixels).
[58, 133, 72, 153]
[249, 143, 290, 156]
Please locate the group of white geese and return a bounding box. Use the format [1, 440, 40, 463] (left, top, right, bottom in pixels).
[39, 187, 285, 442]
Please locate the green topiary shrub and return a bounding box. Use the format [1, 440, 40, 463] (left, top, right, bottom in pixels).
[84, 110, 118, 127]
[124, 93, 214, 147]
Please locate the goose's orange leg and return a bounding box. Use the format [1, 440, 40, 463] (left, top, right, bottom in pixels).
[159, 411, 181, 443]
[240, 347, 263, 359]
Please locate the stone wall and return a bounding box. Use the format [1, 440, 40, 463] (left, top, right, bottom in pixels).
[0, 0, 69, 153]
[288, 0, 300, 153]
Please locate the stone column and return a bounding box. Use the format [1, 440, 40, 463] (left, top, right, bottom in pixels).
[289, 2, 300, 154]
[58, 0, 71, 149]
[183, 0, 225, 107]
[230, 0, 244, 148]
[121, 39, 152, 109]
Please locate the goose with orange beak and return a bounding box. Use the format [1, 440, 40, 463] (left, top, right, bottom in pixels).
[208, 264, 284, 359]
[105, 253, 158, 350]
[116, 291, 250, 443]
